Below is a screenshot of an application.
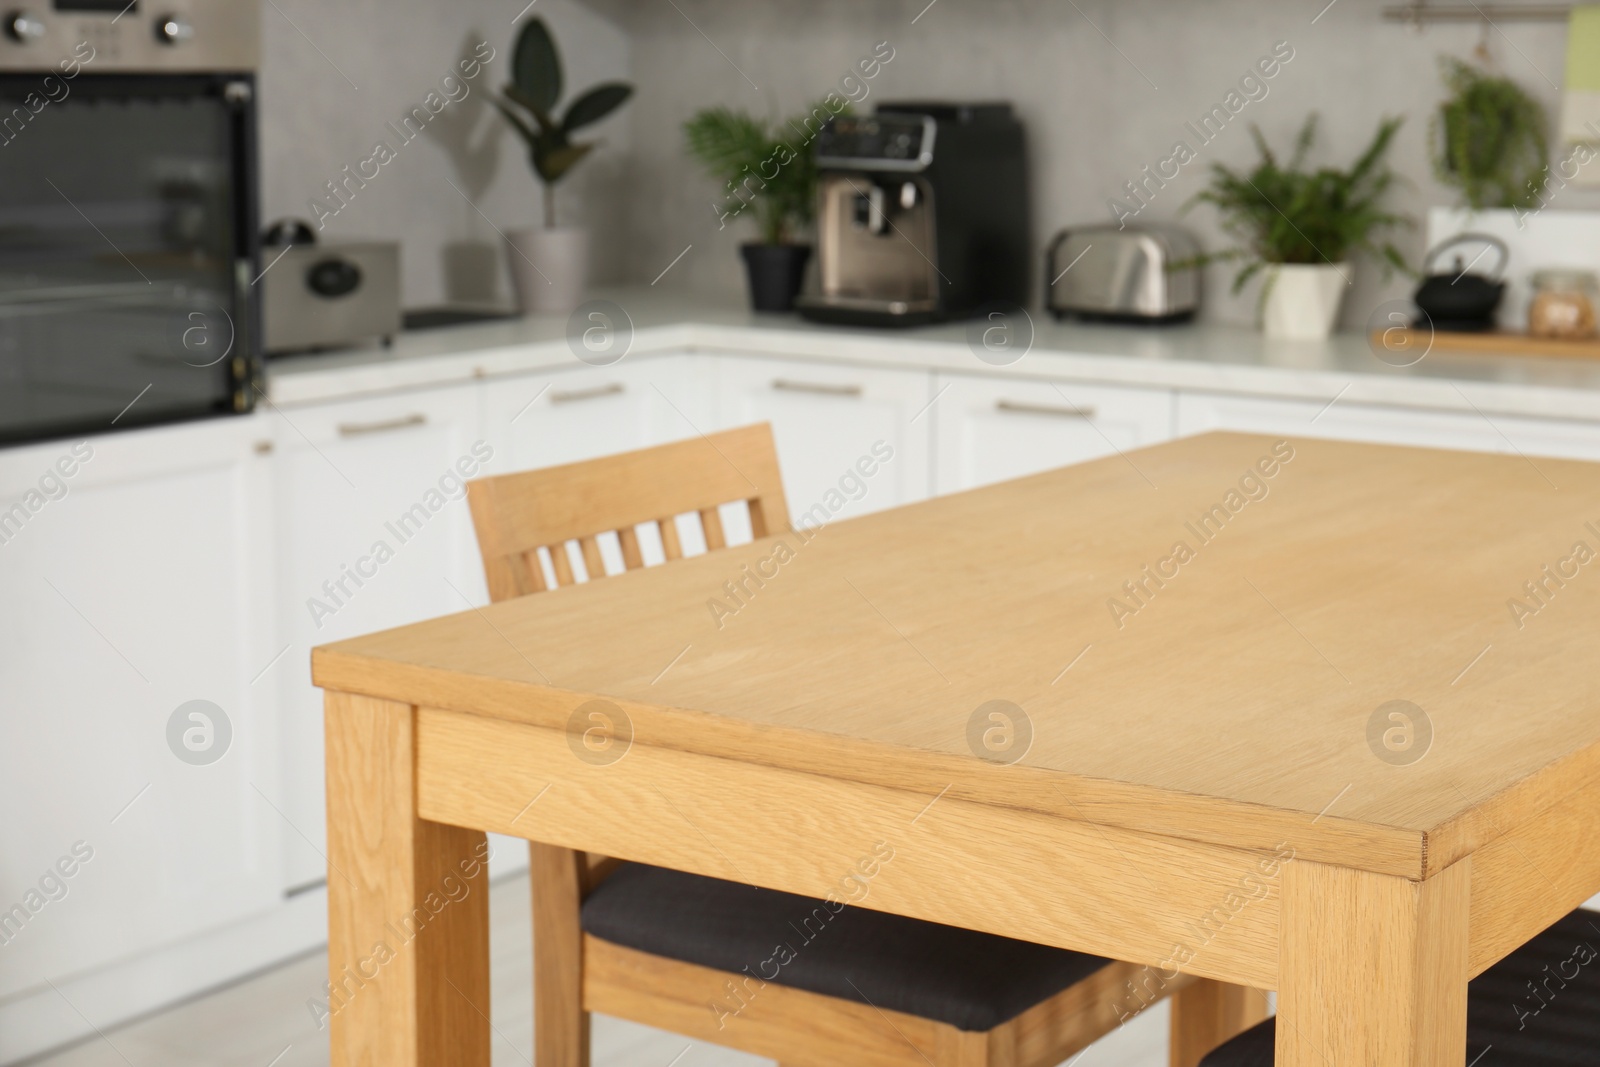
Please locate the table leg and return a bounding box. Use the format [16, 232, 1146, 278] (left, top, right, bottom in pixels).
[1277, 857, 1470, 1067]
[531, 841, 590, 1067]
[325, 691, 491, 1067]
[1168, 979, 1269, 1067]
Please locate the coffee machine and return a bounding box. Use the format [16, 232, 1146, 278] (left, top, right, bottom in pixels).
[797, 103, 1028, 327]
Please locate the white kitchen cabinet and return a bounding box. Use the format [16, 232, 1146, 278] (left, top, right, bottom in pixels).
[1177, 390, 1600, 462]
[481, 354, 717, 566]
[713, 356, 933, 527]
[932, 374, 1175, 494]
[0, 415, 282, 1003]
[480, 353, 715, 469]
[271, 383, 488, 890]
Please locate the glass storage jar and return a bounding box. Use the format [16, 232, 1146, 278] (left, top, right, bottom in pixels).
[1528, 269, 1600, 339]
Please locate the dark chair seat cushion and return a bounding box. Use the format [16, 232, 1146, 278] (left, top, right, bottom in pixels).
[580, 862, 1111, 1032]
[1199, 908, 1600, 1067]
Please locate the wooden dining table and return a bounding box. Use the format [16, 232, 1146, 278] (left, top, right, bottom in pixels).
[312, 430, 1600, 1067]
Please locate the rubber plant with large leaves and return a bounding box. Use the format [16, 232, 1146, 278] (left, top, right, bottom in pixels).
[496, 19, 633, 227]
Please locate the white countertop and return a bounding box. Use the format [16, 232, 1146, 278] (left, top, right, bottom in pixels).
[267, 288, 1600, 422]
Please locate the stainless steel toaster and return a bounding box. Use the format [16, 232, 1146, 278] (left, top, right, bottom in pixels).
[1046, 224, 1200, 323]
[262, 233, 401, 354]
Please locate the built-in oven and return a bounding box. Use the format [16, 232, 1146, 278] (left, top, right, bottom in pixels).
[0, 0, 259, 446]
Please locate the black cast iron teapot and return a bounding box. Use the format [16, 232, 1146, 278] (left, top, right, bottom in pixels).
[1413, 232, 1508, 332]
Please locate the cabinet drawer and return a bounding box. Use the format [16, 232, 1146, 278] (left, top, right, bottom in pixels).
[715, 356, 933, 525]
[933, 374, 1175, 494]
[480, 353, 715, 471]
[1177, 391, 1600, 463]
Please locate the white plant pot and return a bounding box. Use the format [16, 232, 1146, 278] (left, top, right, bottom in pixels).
[1261, 263, 1350, 340]
[506, 226, 589, 315]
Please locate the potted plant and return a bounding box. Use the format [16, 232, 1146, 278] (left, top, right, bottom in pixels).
[495, 18, 633, 314]
[684, 103, 834, 312]
[1432, 57, 1548, 210]
[1186, 115, 1410, 339]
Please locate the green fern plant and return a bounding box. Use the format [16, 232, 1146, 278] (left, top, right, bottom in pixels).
[495, 18, 633, 228]
[683, 104, 836, 245]
[1432, 58, 1548, 211]
[1184, 114, 1411, 293]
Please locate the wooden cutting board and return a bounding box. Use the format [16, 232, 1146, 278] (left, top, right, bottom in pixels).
[1371, 327, 1600, 360]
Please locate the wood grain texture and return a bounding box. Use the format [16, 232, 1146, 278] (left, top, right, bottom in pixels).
[1370, 327, 1600, 361]
[1167, 979, 1269, 1067]
[1008, 961, 1192, 1067]
[320, 432, 1600, 878]
[584, 934, 949, 1067]
[459, 422, 1198, 1067]
[464, 423, 789, 581]
[583, 937, 1157, 1067]
[324, 691, 490, 1067]
[532, 842, 588, 1067]
[414, 709, 1283, 988]
[1464, 767, 1600, 977]
[1277, 858, 1470, 1067]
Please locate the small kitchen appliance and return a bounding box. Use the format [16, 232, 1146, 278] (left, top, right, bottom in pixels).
[796, 102, 1028, 327]
[0, 0, 261, 445]
[1046, 224, 1200, 323]
[1412, 232, 1507, 332]
[260, 220, 400, 354]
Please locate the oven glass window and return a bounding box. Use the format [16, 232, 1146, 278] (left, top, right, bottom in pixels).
[0, 74, 253, 444]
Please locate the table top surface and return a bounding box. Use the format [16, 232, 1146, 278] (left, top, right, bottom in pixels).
[314, 432, 1600, 878]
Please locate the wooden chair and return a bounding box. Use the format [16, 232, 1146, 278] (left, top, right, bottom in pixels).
[1197, 907, 1600, 1066]
[466, 423, 1263, 1067]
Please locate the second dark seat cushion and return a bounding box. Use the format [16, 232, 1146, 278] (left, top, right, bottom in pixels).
[1198, 908, 1600, 1067]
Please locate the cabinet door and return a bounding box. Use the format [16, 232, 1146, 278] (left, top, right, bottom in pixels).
[933, 374, 1175, 494]
[271, 383, 487, 890]
[480, 353, 715, 471]
[714, 357, 933, 527]
[1177, 391, 1600, 462]
[0, 416, 281, 1000]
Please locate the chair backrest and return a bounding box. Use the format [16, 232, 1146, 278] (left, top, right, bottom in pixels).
[466, 423, 791, 602]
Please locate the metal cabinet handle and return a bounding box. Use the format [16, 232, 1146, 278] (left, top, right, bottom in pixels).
[337, 413, 427, 437]
[995, 399, 1097, 419]
[549, 382, 625, 404]
[772, 378, 864, 397]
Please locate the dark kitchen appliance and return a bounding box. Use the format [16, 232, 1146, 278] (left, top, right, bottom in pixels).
[1412, 232, 1507, 332]
[1046, 223, 1200, 323]
[0, 0, 260, 446]
[796, 103, 1028, 327]
[260, 219, 400, 354]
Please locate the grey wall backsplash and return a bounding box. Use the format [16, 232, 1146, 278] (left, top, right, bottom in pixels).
[613, 0, 1591, 328]
[258, 0, 631, 308]
[261, 0, 1591, 327]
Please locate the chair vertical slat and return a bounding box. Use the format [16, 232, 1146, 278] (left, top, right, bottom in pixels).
[550, 542, 577, 586]
[659, 518, 683, 561]
[699, 507, 726, 551]
[748, 498, 771, 539]
[520, 550, 549, 594]
[579, 536, 606, 581]
[618, 526, 644, 570]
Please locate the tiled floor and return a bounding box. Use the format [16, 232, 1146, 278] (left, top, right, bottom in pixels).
[23, 872, 1169, 1067]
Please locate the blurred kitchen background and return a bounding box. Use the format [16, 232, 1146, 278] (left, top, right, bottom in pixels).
[269, 0, 1596, 326]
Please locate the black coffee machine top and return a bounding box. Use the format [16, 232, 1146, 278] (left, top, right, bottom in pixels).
[797, 102, 1029, 328]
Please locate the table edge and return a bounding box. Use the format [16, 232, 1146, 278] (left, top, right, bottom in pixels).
[312, 646, 1434, 878]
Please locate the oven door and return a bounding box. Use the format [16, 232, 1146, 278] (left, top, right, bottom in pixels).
[0, 72, 258, 446]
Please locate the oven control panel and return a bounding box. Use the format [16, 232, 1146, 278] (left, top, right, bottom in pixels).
[0, 0, 256, 71]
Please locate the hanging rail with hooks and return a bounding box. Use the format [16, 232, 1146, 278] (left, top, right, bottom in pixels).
[1381, 4, 1575, 22]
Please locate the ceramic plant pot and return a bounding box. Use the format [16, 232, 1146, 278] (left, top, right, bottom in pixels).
[1261, 262, 1350, 340]
[507, 226, 589, 314]
[740, 243, 812, 313]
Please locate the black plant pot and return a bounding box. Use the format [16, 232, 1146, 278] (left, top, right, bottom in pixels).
[740, 243, 812, 313]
